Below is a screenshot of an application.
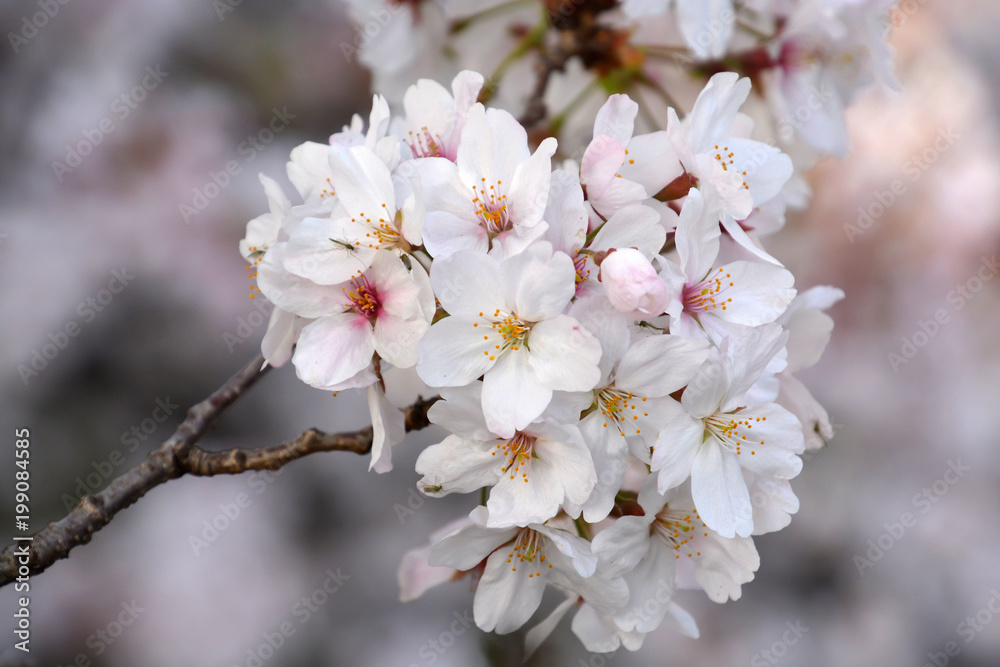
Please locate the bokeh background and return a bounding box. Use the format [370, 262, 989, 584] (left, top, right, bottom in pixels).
[1, 1, 999, 666]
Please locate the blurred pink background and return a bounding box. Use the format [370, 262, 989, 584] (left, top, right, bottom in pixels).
[1, 1, 999, 666]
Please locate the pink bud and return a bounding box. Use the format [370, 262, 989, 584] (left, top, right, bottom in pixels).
[599, 248, 670, 318]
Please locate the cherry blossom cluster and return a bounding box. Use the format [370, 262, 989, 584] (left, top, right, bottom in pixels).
[239, 65, 843, 655]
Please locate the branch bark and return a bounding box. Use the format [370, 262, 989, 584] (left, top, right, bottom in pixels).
[0, 354, 438, 587]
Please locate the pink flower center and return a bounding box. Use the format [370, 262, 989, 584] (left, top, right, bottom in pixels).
[683, 267, 735, 314]
[344, 277, 380, 321]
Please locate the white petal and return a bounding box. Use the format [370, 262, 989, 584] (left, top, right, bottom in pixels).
[691, 442, 753, 538]
[416, 316, 499, 387]
[527, 315, 603, 392]
[501, 243, 575, 321]
[292, 313, 374, 390]
[415, 435, 501, 495]
[475, 548, 547, 634]
[430, 250, 505, 318]
[615, 334, 710, 397]
[482, 348, 552, 437]
[368, 384, 404, 473]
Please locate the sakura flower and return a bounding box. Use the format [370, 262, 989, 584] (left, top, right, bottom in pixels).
[666, 72, 793, 258]
[651, 324, 804, 537]
[415, 105, 557, 259]
[259, 249, 432, 391]
[580, 94, 682, 219]
[573, 315, 709, 522]
[593, 476, 759, 613]
[417, 242, 602, 437]
[664, 187, 796, 341]
[282, 144, 423, 286]
[415, 382, 595, 528]
[429, 507, 626, 635]
[400, 70, 484, 160]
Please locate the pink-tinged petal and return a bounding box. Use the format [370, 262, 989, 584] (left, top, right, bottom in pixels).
[282, 217, 378, 286]
[725, 137, 793, 205]
[729, 404, 804, 475]
[487, 455, 565, 528]
[580, 135, 626, 198]
[527, 315, 602, 392]
[292, 312, 375, 390]
[720, 214, 782, 265]
[571, 604, 627, 654]
[691, 442, 753, 538]
[430, 250, 505, 318]
[368, 384, 404, 473]
[403, 78, 456, 155]
[615, 540, 677, 633]
[398, 544, 456, 603]
[681, 350, 731, 419]
[260, 308, 306, 368]
[746, 472, 799, 535]
[373, 310, 427, 369]
[674, 187, 721, 283]
[593, 94, 638, 146]
[723, 323, 788, 409]
[415, 434, 501, 496]
[534, 526, 599, 577]
[422, 210, 489, 260]
[591, 514, 652, 578]
[589, 203, 665, 258]
[429, 516, 517, 570]
[782, 308, 837, 373]
[599, 248, 670, 318]
[616, 334, 710, 397]
[651, 400, 703, 490]
[412, 156, 479, 221]
[579, 414, 630, 523]
[286, 141, 336, 203]
[482, 348, 552, 437]
[501, 243, 575, 321]
[457, 106, 530, 189]
[416, 316, 500, 387]
[367, 251, 422, 319]
[543, 169, 588, 255]
[475, 547, 547, 634]
[677, 0, 734, 60]
[703, 260, 796, 327]
[507, 136, 557, 228]
[427, 383, 494, 440]
[686, 72, 751, 152]
[618, 131, 684, 195]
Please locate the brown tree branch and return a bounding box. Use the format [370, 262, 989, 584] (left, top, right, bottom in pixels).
[0, 354, 438, 587]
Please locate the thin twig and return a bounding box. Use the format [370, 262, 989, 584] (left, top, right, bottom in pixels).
[0, 354, 438, 586]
